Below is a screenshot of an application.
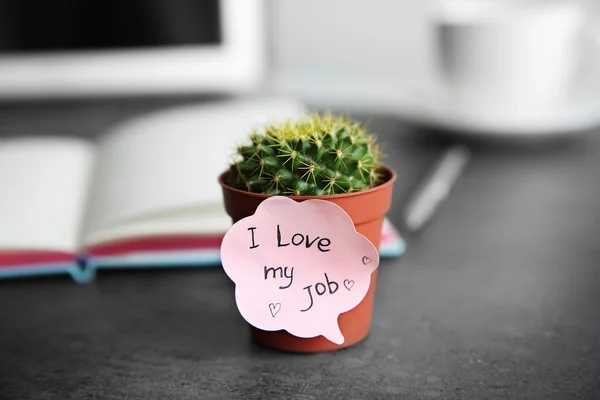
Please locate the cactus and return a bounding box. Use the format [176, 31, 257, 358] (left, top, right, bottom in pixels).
[228, 113, 383, 196]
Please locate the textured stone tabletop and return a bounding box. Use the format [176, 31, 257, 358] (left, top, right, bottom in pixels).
[0, 100, 599, 399]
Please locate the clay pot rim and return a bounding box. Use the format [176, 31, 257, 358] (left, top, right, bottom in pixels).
[218, 164, 397, 200]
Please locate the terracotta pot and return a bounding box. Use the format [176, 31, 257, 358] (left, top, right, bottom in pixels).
[218, 165, 396, 352]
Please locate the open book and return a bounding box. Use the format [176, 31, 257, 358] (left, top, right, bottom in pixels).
[0, 98, 405, 283]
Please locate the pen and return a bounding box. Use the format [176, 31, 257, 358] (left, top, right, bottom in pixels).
[403, 145, 470, 232]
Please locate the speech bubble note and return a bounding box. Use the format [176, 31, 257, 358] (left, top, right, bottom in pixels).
[220, 196, 379, 345]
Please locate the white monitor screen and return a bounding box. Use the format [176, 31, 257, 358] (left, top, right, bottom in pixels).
[0, 1, 222, 52]
[0, 0, 264, 98]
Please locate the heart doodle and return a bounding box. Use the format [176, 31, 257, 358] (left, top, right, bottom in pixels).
[268, 302, 281, 318]
[362, 256, 372, 265]
[343, 279, 355, 291]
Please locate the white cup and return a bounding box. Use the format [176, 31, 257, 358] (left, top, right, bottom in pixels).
[431, 0, 587, 120]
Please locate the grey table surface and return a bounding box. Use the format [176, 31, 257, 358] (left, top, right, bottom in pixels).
[0, 97, 599, 400]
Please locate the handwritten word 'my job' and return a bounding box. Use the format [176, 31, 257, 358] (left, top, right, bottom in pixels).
[263, 267, 343, 313]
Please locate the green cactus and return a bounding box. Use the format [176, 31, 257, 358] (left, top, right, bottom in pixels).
[228, 113, 383, 196]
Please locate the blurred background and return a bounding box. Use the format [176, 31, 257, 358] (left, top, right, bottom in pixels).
[0, 0, 598, 138]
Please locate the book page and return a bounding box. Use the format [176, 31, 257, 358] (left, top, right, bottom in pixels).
[0, 137, 95, 252]
[81, 204, 229, 248]
[81, 98, 306, 246]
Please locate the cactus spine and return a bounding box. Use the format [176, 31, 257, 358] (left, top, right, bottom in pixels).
[228, 113, 383, 196]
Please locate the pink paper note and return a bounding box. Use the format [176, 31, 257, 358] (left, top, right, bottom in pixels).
[220, 196, 379, 345]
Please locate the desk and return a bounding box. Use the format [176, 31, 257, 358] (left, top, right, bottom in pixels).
[0, 99, 599, 399]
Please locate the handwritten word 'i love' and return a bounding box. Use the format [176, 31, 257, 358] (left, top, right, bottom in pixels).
[247, 225, 331, 252]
